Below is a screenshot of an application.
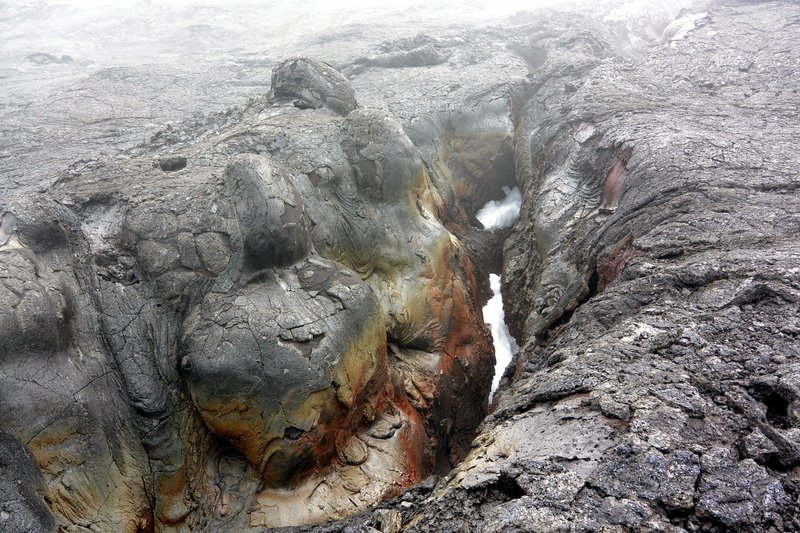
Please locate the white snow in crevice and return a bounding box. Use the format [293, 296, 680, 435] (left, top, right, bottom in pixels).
[475, 186, 521, 230]
[475, 187, 522, 403]
[476, 187, 521, 403]
[483, 274, 517, 403]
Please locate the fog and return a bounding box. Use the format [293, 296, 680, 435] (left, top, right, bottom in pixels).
[0, 0, 699, 71]
[0, 0, 553, 69]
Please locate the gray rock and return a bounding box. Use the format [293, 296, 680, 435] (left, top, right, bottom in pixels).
[271, 57, 358, 115]
[0, 431, 56, 533]
[2, 0, 799, 531]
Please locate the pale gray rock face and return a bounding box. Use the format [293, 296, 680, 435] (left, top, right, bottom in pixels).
[1, 0, 799, 532]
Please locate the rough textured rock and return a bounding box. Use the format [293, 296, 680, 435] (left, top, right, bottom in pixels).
[1, 0, 799, 531]
[271, 58, 358, 115]
[375, 2, 800, 533]
[2, 31, 494, 529]
[0, 431, 56, 533]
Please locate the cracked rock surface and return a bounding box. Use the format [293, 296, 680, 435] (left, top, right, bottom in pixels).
[1, 0, 799, 531]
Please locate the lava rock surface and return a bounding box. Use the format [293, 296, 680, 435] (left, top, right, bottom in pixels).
[1, 1, 798, 532]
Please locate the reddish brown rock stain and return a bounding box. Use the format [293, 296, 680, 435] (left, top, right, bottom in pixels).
[595, 234, 640, 293]
[155, 465, 190, 527]
[392, 374, 432, 483]
[600, 148, 633, 213]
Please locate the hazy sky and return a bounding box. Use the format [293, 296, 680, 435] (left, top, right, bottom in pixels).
[2, 0, 550, 67]
[1, 0, 698, 69]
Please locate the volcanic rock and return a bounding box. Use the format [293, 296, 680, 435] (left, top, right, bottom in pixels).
[0, 0, 798, 531]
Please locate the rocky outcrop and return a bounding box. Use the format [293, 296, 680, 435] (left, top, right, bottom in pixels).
[1, 40, 496, 529]
[270, 59, 358, 115]
[1, 0, 798, 531]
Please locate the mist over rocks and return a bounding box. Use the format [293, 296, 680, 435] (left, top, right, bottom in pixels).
[1, 0, 799, 531]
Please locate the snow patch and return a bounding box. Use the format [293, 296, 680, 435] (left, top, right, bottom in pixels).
[483, 274, 518, 403]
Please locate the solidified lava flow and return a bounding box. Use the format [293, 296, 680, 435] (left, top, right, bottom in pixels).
[2, 1, 800, 532]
